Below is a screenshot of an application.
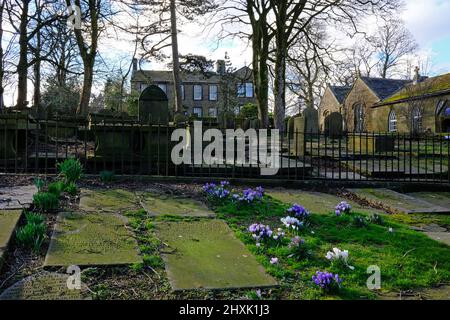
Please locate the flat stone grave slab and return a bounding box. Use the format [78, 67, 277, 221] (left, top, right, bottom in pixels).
[44, 212, 142, 267]
[139, 193, 214, 217]
[0, 185, 36, 209]
[347, 188, 450, 214]
[0, 272, 86, 300]
[79, 189, 139, 213]
[424, 232, 450, 246]
[267, 190, 383, 215]
[157, 220, 277, 291]
[407, 192, 450, 210]
[0, 210, 22, 269]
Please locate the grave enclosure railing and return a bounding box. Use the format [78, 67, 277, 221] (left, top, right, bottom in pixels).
[0, 113, 449, 184]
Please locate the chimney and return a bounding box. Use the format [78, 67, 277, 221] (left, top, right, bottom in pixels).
[216, 60, 226, 75]
[413, 66, 421, 84]
[132, 58, 138, 75]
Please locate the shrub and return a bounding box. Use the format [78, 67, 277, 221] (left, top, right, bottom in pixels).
[16, 213, 46, 253]
[100, 171, 115, 183]
[48, 181, 65, 196]
[33, 178, 45, 192]
[57, 159, 84, 184]
[33, 192, 59, 212]
[64, 182, 78, 196]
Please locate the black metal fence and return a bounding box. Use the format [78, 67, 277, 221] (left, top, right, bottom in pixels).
[1, 114, 449, 184]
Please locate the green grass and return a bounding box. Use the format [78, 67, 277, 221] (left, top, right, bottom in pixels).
[209, 195, 450, 300]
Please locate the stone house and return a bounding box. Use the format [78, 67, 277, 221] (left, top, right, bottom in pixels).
[130, 60, 257, 119]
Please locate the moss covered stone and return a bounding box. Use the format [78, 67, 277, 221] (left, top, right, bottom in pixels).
[407, 192, 450, 210]
[0, 210, 22, 269]
[267, 190, 382, 215]
[348, 188, 450, 214]
[0, 185, 36, 210]
[0, 272, 86, 300]
[140, 193, 214, 217]
[79, 189, 139, 213]
[157, 220, 277, 291]
[44, 212, 142, 267]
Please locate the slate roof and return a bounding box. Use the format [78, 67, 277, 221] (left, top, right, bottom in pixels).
[378, 72, 450, 105]
[360, 77, 411, 100]
[329, 85, 351, 104]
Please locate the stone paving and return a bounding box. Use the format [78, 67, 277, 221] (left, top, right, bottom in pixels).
[139, 192, 215, 217]
[157, 220, 277, 291]
[44, 212, 142, 267]
[0, 210, 22, 269]
[79, 189, 139, 213]
[348, 188, 450, 214]
[0, 185, 36, 210]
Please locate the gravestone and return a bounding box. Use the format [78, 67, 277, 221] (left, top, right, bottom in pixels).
[290, 116, 305, 157]
[79, 189, 139, 213]
[139, 193, 215, 218]
[0, 272, 86, 300]
[44, 212, 142, 267]
[157, 220, 277, 291]
[0, 210, 22, 269]
[302, 107, 319, 133]
[138, 85, 169, 124]
[324, 112, 343, 137]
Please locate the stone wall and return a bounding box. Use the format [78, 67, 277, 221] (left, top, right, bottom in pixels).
[318, 87, 341, 131]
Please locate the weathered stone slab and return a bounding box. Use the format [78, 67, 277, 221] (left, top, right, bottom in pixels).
[267, 190, 383, 215]
[407, 192, 450, 210]
[44, 212, 142, 267]
[348, 188, 450, 214]
[140, 193, 214, 217]
[0, 185, 36, 210]
[158, 220, 277, 291]
[79, 189, 138, 213]
[0, 210, 22, 269]
[0, 272, 86, 300]
[424, 232, 450, 246]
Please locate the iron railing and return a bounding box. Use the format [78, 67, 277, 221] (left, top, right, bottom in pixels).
[0, 114, 449, 183]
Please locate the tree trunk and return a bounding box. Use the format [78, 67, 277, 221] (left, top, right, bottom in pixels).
[78, 62, 93, 115]
[33, 25, 42, 108]
[170, 0, 183, 115]
[273, 49, 286, 131]
[16, 0, 30, 110]
[0, 1, 4, 110]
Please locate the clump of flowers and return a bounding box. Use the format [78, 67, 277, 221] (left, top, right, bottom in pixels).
[312, 271, 342, 292]
[270, 257, 279, 265]
[248, 223, 273, 243]
[203, 181, 231, 200]
[335, 201, 352, 216]
[352, 215, 369, 228]
[325, 248, 354, 270]
[272, 228, 285, 243]
[281, 216, 303, 231]
[233, 187, 265, 204]
[288, 236, 310, 259]
[287, 204, 310, 220]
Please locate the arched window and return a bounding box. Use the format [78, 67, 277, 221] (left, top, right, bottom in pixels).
[354, 104, 364, 133]
[411, 107, 423, 133]
[388, 110, 397, 132]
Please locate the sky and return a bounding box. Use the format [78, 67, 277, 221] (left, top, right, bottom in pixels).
[2, 0, 450, 106]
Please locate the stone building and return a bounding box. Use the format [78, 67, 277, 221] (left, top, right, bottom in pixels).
[318, 85, 351, 132]
[372, 72, 450, 134]
[130, 60, 257, 119]
[318, 70, 450, 134]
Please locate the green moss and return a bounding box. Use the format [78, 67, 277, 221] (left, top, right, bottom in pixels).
[140, 193, 215, 217]
[79, 189, 138, 213]
[44, 212, 142, 267]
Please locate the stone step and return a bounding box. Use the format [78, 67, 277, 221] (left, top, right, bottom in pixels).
[0, 185, 36, 210]
[157, 220, 277, 291]
[347, 188, 450, 214]
[0, 210, 22, 271]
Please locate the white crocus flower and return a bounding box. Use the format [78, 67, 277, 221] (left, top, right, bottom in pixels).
[326, 248, 354, 270]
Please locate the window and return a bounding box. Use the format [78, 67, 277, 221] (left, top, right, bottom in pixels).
[208, 107, 218, 118]
[193, 107, 203, 117]
[388, 110, 397, 132]
[157, 83, 167, 94]
[237, 84, 246, 98]
[245, 82, 254, 98]
[354, 104, 364, 133]
[194, 85, 203, 101]
[209, 85, 218, 101]
[412, 107, 423, 133]
[180, 84, 185, 100]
